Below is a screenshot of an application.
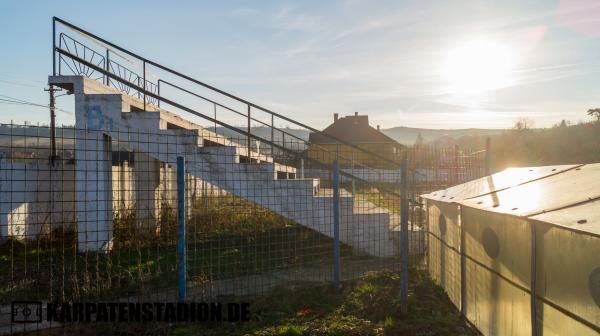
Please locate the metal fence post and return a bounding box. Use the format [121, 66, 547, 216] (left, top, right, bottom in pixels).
[177, 156, 187, 302]
[485, 137, 491, 175]
[454, 144, 460, 184]
[460, 206, 467, 316]
[400, 154, 409, 313]
[530, 222, 538, 336]
[332, 158, 341, 290]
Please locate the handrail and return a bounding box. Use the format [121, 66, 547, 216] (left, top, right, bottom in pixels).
[52, 16, 403, 170]
[54, 47, 408, 200]
[158, 79, 308, 147]
[158, 81, 389, 174]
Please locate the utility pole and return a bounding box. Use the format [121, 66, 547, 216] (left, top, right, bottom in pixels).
[45, 85, 61, 165]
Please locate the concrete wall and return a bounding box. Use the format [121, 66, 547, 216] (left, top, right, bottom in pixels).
[0, 155, 226, 243]
[0, 158, 76, 240]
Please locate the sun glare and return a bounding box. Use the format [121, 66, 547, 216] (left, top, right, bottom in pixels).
[444, 40, 515, 95]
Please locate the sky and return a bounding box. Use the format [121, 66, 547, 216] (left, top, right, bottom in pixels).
[1, 0, 600, 129]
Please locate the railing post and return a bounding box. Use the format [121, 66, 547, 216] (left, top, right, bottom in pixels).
[105, 50, 110, 86]
[157, 79, 161, 108]
[270, 115, 274, 143]
[143, 61, 147, 111]
[282, 132, 286, 163]
[332, 157, 341, 290]
[52, 17, 56, 76]
[485, 137, 491, 176]
[400, 154, 409, 313]
[177, 156, 187, 302]
[247, 105, 251, 160]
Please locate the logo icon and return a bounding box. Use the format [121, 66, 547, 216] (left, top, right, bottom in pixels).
[11, 301, 42, 323]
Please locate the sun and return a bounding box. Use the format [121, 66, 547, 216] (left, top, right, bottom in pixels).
[444, 40, 515, 95]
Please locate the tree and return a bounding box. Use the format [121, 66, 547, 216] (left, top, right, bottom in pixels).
[587, 108, 600, 122]
[414, 132, 424, 147]
[513, 117, 534, 131]
[553, 119, 570, 128]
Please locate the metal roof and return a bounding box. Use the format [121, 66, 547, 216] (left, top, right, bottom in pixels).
[530, 198, 600, 236]
[460, 163, 600, 217]
[422, 164, 579, 202]
[423, 163, 600, 235]
[433, 163, 600, 236]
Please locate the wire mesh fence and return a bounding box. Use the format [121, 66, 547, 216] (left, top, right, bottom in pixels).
[0, 121, 486, 334]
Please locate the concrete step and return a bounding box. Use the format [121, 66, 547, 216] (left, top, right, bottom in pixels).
[58, 78, 399, 256]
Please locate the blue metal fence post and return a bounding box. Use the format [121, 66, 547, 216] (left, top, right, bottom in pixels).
[332, 158, 341, 290]
[400, 155, 409, 313]
[177, 156, 187, 302]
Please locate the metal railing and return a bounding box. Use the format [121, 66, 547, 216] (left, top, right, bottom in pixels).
[52, 17, 404, 176]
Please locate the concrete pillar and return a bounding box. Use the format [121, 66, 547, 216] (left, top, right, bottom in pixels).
[73, 90, 125, 252]
[185, 172, 198, 219]
[134, 152, 161, 231]
[75, 131, 114, 252]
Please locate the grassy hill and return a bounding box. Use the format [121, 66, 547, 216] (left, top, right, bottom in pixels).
[454, 122, 600, 171]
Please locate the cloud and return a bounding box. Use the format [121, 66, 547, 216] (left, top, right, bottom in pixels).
[555, 0, 600, 37]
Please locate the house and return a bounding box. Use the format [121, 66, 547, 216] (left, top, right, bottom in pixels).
[307, 112, 404, 169]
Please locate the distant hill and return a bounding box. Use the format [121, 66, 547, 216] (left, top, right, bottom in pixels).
[380, 127, 506, 146]
[213, 125, 505, 146]
[0, 123, 505, 150]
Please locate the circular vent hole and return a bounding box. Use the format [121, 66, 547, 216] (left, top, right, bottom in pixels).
[482, 228, 500, 259]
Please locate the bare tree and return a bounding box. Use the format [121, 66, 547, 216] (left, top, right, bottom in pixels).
[513, 117, 534, 131]
[587, 108, 600, 122]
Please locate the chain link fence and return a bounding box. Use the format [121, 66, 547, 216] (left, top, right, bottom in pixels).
[0, 122, 486, 334]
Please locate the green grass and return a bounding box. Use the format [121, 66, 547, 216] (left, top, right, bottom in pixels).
[0, 195, 357, 302]
[42, 270, 478, 336]
[173, 270, 478, 336]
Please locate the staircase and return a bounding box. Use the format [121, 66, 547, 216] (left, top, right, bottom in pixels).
[49, 18, 413, 258]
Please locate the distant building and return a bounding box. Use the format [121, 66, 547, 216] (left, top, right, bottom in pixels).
[307, 112, 404, 168]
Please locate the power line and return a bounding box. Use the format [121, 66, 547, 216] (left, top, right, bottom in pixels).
[0, 78, 44, 89]
[0, 94, 74, 116]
